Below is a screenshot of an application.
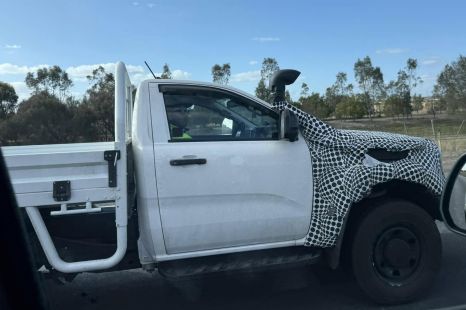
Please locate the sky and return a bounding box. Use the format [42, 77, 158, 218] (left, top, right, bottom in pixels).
[0, 0, 465, 101]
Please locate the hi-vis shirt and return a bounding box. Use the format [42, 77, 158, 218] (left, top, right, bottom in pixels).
[170, 124, 192, 140]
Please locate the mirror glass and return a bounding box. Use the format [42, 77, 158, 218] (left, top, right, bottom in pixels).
[448, 163, 466, 230]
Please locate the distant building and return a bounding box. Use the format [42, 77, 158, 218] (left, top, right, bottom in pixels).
[422, 97, 440, 114]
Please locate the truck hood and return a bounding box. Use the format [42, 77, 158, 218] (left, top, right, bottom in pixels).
[336, 129, 430, 153]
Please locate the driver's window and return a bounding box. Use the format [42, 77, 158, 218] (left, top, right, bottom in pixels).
[161, 87, 279, 142]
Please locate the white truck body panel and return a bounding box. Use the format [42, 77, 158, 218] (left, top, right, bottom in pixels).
[146, 82, 313, 253]
[3, 142, 117, 207]
[130, 80, 313, 260]
[154, 139, 313, 254]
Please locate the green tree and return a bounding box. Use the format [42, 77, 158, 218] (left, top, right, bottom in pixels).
[25, 65, 73, 101]
[369, 67, 385, 116]
[384, 59, 421, 119]
[0, 92, 75, 145]
[255, 78, 269, 102]
[260, 57, 279, 81]
[0, 82, 19, 119]
[334, 72, 353, 96]
[324, 72, 353, 116]
[49, 65, 73, 101]
[403, 58, 422, 116]
[79, 66, 115, 141]
[433, 55, 466, 113]
[334, 95, 366, 119]
[412, 94, 424, 113]
[255, 58, 280, 103]
[406, 58, 422, 91]
[396, 70, 409, 97]
[300, 82, 310, 98]
[161, 63, 172, 79]
[300, 92, 331, 119]
[211, 63, 231, 85]
[354, 57, 373, 118]
[324, 87, 338, 115]
[354, 56, 384, 120]
[383, 95, 402, 118]
[25, 68, 48, 93]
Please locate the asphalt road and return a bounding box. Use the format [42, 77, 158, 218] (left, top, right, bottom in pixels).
[42, 223, 466, 310]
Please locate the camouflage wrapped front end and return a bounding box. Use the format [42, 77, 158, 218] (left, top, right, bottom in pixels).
[273, 101, 445, 247]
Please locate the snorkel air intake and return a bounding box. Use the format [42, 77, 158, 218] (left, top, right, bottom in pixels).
[269, 69, 301, 103]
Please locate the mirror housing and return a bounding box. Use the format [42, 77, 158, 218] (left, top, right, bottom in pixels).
[441, 153, 466, 236]
[270, 69, 301, 103]
[280, 110, 299, 142]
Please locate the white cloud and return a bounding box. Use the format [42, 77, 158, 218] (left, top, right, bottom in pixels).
[131, 69, 191, 83]
[65, 63, 191, 84]
[231, 70, 261, 83]
[65, 63, 145, 81]
[0, 61, 190, 82]
[172, 69, 191, 80]
[376, 48, 408, 55]
[422, 58, 440, 65]
[132, 1, 139, 6]
[0, 62, 146, 82]
[147, 3, 155, 8]
[252, 37, 280, 43]
[248, 60, 258, 65]
[0, 63, 49, 75]
[9, 81, 30, 101]
[5, 44, 21, 49]
[131, 72, 155, 85]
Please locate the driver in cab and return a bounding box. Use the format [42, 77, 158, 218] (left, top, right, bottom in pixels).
[166, 104, 192, 140]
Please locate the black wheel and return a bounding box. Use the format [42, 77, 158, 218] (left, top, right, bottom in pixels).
[351, 199, 441, 305]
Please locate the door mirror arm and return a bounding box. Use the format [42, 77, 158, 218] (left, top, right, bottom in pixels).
[280, 110, 299, 142]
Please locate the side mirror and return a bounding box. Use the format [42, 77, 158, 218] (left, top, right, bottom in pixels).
[280, 110, 299, 142]
[441, 154, 466, 236]
[270, 69, 301, 103]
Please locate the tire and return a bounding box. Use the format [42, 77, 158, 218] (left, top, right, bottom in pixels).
[351, 199, 441, 305]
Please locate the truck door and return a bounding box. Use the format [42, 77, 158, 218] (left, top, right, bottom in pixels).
[149, 83, 313, 254]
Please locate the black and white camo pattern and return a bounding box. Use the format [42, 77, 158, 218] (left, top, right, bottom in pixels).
[272, 100, 446, 248]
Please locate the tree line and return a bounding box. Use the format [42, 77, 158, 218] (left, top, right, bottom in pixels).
[0, 63, 178, 146]
[0, 66, 113, 145]
[211, 55, 466, 120]
[0, 56, 465, 145]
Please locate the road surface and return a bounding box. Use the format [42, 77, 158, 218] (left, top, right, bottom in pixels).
[42, 223, 466, 310]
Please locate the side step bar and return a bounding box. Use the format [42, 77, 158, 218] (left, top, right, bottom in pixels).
[158, 247, 321, 278]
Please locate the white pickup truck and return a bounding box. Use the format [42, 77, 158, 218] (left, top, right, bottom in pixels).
[3, 62, 446, 305]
